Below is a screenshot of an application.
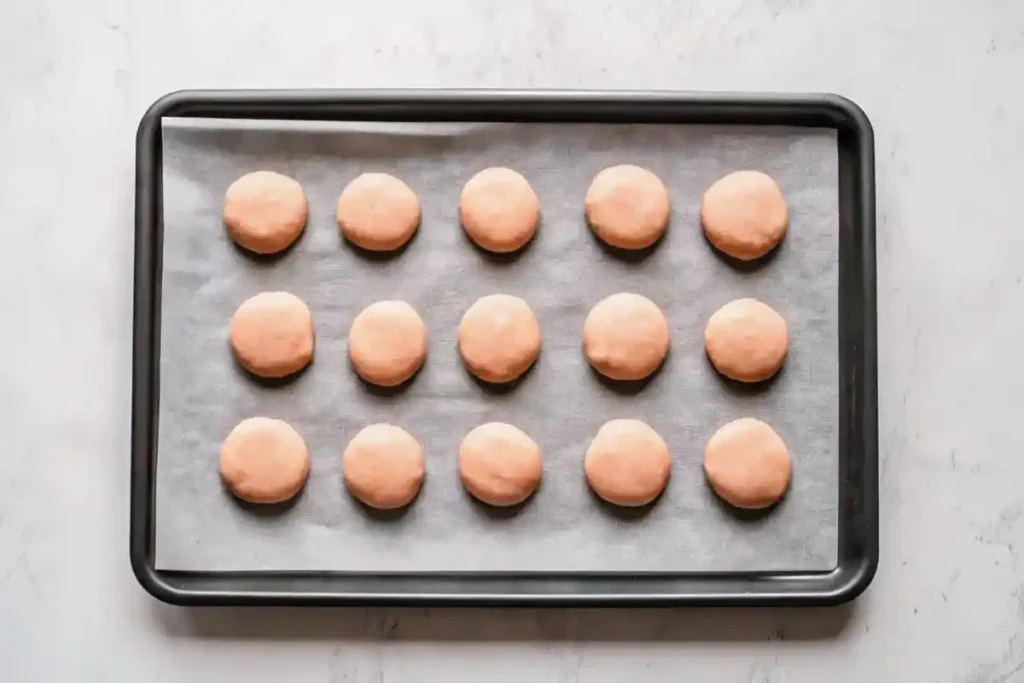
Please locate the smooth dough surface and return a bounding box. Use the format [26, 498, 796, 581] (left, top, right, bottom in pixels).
[705, 298, 788, 382]
[223, 171, 308, 255]
[220, 417, 310, 504]
[584, 419, 671, 507]
[583, 293, 669, 381]
[459, 294, 541, 383]
[459, 167, 539, 253]
[337, 173, 421, 251]
[704, 418, 791, 509]
[459, 423, 543, 507]
[343, 424, 425, 509]
[701, 170, 788, 260]
[348, 301, 427, 387]
[229, 291, 314, 379]
[584, 164, 671, 249]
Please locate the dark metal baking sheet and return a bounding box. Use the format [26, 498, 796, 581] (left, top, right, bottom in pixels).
[131, 89, 877, 606]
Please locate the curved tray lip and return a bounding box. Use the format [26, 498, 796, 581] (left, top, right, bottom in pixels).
[132, 88, 876, 607]
[138, 87, 874, 131]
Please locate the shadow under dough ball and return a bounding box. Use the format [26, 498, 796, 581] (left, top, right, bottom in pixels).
[704, 298, 788, 382]
[459, 167, 539, 253]
[459, 294, 541, 383]
[704, 418, 791, 509]
[584, 164, 671, 250]
[584, 419, 672, 507]
[348, 301, 427, 387]
[583, 292, 669, 381]
[459, 422, 543, 507]
[223, 171, 308, 255]
[343, 424, 426, 510]
[701, 170, 788, 261]
[220, 417, 310, 504]
[337, 172, 421, 252]
[229, 291, 314, 379]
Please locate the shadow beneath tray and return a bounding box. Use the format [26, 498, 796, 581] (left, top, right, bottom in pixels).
[151, 600, 857, 643]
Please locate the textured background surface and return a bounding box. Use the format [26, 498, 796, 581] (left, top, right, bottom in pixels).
[157, 120, 838, 573]
[2, 0, 1024, 681]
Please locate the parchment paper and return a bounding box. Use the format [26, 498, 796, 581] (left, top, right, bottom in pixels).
[155, 118, 839, 572]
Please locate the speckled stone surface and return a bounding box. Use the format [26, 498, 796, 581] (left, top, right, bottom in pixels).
[2, 1, 1024, 681]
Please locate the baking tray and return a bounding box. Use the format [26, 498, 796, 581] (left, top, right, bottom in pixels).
[131, 89, 877, 606]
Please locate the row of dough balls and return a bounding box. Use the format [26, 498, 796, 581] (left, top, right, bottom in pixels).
[220, 417, 792, 511]
[230, 291, 789, 386]
[223, 167, 788, 260]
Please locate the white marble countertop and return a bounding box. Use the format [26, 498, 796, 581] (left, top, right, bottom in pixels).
[2, 1, 1023, 681]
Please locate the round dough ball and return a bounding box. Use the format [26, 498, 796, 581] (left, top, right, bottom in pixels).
[459, 294, 541, 383]
[229, 292, 314, 379]
[220, 417, 310, 504]
[337, 173, 420, 252]
[583, 293, 670, 381]
[348, 301, 427, 387]
[705, 298, 788, 383]
[223, 171, 308, 255]
[701, 170, 788, 260]
[584, 419, 671, 507]
[459, 167, 539, 253]
[704, 418, 791, 509]
[459, 423, 542, 506]
[585, 164, 671, 250]
[343, 424, 425, 509]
